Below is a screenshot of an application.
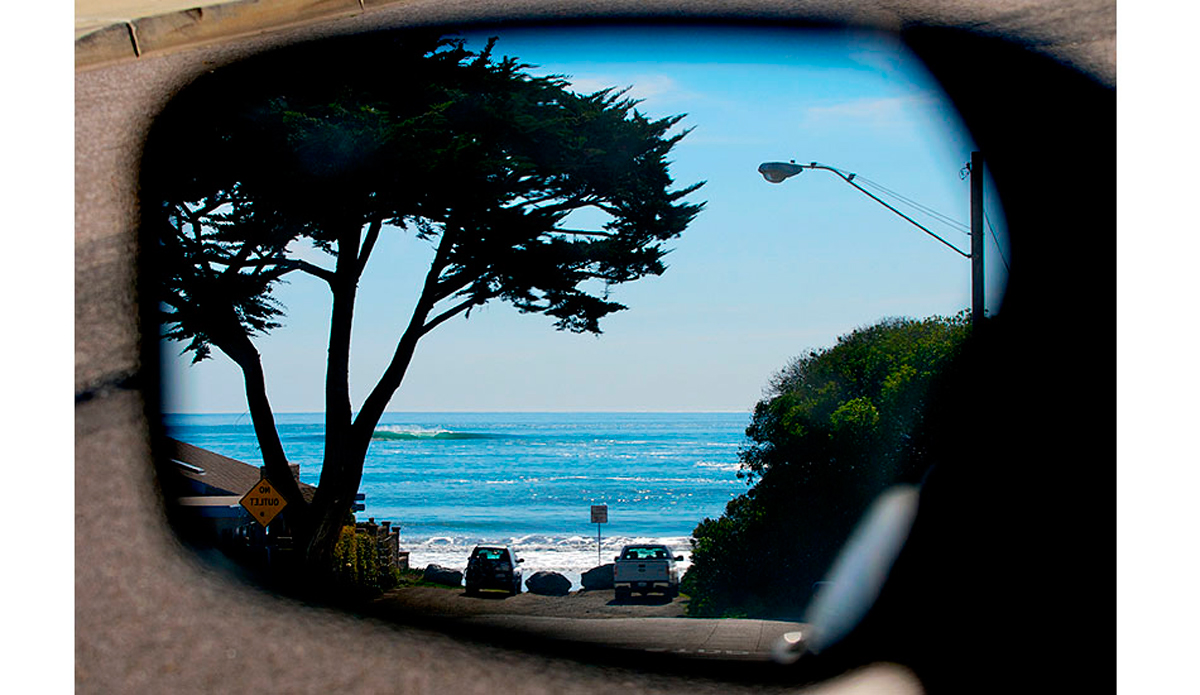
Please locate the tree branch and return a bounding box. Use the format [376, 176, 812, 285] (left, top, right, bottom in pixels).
[431, 269, 477, 304]
[187, 218, 219, 280]
[292, 259, 338, 285]
[529, 195, 601, 218]
[219, 240, 258, 281]
[357, 218, 383, 276]
[352, 227, 458, 439]
[213, 257, 337, 285]
[553, 229, 613, 238]
[176, 196, 227, 222]
[422, 296, 479, 336]
[506, 190, 572, 209]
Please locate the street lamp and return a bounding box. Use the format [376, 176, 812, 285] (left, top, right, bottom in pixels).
[758, 161, 806, 183]
[759, 155, 985, 326]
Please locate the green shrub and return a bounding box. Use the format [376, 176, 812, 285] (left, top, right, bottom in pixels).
[331, 524, 400, 596]
[685, 314, 970, 618]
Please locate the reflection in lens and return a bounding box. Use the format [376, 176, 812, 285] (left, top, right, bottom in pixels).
[147, 25, 1005, 663]
[801, 484, 921, 653]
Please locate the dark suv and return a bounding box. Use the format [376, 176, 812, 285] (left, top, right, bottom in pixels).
[464, 545, 524, 596]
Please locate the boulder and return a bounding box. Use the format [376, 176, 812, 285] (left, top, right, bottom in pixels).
[422, 564, 463, 587]
[524, 570, 571, 596]
[580, 563, 615, 591]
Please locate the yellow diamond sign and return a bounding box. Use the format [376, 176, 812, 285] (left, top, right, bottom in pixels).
[240, 476, 288, 527]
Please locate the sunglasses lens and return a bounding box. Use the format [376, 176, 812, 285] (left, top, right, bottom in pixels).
[147, 24, 1003, 664]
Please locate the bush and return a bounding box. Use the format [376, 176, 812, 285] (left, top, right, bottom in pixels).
[685, 314, 970, 618]
[331, 525, 400, 596]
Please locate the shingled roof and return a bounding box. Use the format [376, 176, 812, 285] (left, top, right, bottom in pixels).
[165, 437, 317, 503]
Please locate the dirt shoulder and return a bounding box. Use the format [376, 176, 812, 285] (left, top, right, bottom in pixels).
[369, 585, 688, 621]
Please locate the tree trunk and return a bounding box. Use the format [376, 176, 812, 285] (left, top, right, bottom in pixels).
[304, 222, 367, 575]
[302, 436, 371, 575]
[294, 224, 456, 576]
[214, 320, 307, 513]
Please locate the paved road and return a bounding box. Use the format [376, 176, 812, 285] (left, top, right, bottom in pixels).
[454, 615, 809, 661]
[368, 586, 810, 662]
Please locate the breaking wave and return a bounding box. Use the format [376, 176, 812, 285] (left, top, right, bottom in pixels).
[372, 425, 501, 441]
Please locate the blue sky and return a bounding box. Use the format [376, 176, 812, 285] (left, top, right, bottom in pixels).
[162, 25, 1007, 414]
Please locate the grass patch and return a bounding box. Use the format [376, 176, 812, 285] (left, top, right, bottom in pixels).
[393, 568, 461, 590]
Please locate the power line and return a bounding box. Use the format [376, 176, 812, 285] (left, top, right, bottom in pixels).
[984, 210, 1010, 272]
[859, 162, 1010, 273]
[813, 164, 971, 258]
[855, 176, 971, 233]
[851, 174, 972, 236]
[830, 164, 1009, 274]
[767, 157, 1000, 323]
[759, 160, 977, 259]
[978, 166, 1010, 272]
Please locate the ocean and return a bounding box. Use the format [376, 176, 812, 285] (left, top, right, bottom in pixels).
[163, 412, 751, 588]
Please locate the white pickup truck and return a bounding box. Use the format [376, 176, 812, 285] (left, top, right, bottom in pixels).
[612, 544, 684, 600]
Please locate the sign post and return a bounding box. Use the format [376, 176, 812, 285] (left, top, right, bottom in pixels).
[590, 504, 608, 566]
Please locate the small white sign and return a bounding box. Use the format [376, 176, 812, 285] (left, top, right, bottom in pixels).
[591, 504, 608, 524]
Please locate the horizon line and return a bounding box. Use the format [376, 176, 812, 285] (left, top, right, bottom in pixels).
[162, 409, 752, 416]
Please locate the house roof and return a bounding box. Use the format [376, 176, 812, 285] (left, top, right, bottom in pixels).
[165, 437, 317, 503]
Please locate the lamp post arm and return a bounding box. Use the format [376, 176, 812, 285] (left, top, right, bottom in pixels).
[807, 163, 971, 259]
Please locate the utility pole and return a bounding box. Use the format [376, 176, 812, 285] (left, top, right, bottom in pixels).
[759, 156, 986, 324]
[970, 151, 985, 326]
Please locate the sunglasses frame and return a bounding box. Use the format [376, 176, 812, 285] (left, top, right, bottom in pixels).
[75, 4, 1115, 693]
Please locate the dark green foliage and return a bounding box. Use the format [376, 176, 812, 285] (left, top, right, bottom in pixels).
[332, 525, 400, 596]
[683, 314, 970, 618]
[153, 33, 704, 355]
[147, 31, 704, 575]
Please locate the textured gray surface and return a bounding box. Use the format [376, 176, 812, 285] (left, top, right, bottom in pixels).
[75, 2, 1114, 692]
